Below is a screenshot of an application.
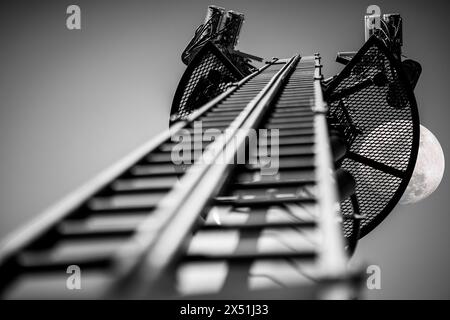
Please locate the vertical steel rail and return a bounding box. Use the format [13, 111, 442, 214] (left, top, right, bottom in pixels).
[312, 54, 350, 299]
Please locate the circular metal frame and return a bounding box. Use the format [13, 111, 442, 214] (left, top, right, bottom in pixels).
[326, 36, 420, 239]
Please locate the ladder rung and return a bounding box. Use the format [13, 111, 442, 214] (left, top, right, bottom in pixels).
[112, 176, 178, 192]
[268, 116, 315, 124]
[201, 220, 316, 230]
[17, 238, 126, 269]
[245, 156, 315, 170]
[184, 251, 317, 262]
[215, 197, 316, 207]
[259, 135, 314, 146]
[131, 164, 186, 177]
[265, 122, 314, 130]
[88, 193, 164, 211]
[57, 213, 150, 236]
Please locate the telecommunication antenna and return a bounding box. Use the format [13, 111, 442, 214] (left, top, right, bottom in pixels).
[0, 6, 422, 299]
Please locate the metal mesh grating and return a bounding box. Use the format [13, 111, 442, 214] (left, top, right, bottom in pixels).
[171, 42, 243, 122]
[326, 36, 420, 239]
[340, 159, 402, 231]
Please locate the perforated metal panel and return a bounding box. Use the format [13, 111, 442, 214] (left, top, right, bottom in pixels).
[326, 36, 420, 239]
[170, 42, 244, 122]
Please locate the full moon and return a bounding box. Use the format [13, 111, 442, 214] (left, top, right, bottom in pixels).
[357, 121, 445, 204]
[400, 125, 445, 204]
